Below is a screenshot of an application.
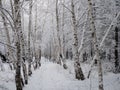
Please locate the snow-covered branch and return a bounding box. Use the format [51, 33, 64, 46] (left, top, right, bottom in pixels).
[87, 12, 120, 78]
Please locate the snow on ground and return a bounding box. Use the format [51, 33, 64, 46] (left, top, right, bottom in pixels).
[0, 63, 15, 90]
[0, 57, 120, 90]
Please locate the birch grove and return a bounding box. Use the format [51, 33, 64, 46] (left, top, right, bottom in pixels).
[0, 0, 120, 90]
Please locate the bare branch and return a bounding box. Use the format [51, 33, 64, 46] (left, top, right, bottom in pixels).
[0, 41, 16, 50]
[62, 3, 73, 14]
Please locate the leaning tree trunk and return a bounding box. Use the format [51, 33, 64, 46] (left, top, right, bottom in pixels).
[71, 0, 85, 80]
[14, 0, 23, 90]
[87, 0, 104, 90]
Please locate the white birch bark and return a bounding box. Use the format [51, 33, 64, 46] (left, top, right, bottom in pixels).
[71, 0, 85, 80]
[28, 0, 33, 76]
[14, 0, 23, 89]
[61, 0, 67, 69]
[33, 0, 39, 69]
[56, 0, 62, 65]
[87, 0, 104, 90]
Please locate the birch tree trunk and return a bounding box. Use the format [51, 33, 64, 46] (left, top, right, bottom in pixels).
[87, 0, 104, 90]
[51, 13, 57, 62]
[56, 0, 61, 65]
[56, 0, 67, 69]
[14, 0, 23, 89]
[12, 0, 28, 84]
[28, 0, 33, 76]
[71, 0, 85, 80]
[61, 0, 67, 69]
[33, 0, 39, 69]
[21, 7, 28, 84]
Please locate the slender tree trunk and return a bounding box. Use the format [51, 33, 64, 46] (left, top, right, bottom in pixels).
[14, 0, 23, 90]
[28, 0, 33, 76]
[87, 0, 104, 90]
[71, 0, 85, 80]
[56, 0, 67, 68]
[56, 0, 61, 65]
[10, 0, 14, 21]
[33, 0, 38, 69]
[51, 13, 57, 62]
[38, 47, 41, 67]
[114, 26, 119, 73]
[61, 0, 67, 69]
[20, 6, 28, 84]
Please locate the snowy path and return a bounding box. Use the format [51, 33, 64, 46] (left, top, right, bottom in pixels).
[23, 59, 120, 90]
[0, 58, 120, 90]
[24, 61, 89, 90]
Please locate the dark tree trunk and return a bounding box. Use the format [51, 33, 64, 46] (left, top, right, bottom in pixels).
[83, 52, 87, 62]
[66, 50, 69, 59]
[15, 42, 22, 90]
[114, 26, 120, 73]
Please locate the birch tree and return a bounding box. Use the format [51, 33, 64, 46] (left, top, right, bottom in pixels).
[28, 0, 33, 76]
[14, 0, 23, 89]
[71, 0, 85, 80]
[12, 0, 28, 84]
[33, 0, 38, 69]
[55, 0, 62, 65]
[60, 0, 67, 69]
[55, 0, 68, 69]
[87, 0, 104, 90]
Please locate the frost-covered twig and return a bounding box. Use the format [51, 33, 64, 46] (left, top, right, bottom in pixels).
[78, 14, 87, 56]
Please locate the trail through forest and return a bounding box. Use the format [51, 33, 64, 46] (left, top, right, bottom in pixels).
[23, 58, 120, 90]
[24, 60, 85, 90]
[0, 58, 120, 90]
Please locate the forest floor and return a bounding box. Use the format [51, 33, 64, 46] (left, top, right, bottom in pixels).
[0, 57, 120, 90]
